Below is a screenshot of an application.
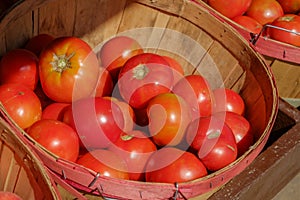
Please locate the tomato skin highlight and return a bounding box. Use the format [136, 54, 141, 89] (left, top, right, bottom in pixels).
[0, 49, 39, 90]
[27, 119, 80, 162]
[0, 83, 42, 129]
[39, 36, 99, 103]
[118, 53, 173, 109]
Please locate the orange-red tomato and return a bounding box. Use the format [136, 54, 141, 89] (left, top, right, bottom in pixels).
[25, 33, 55, 56]
[161, 55, 185, 86]
[27, 119, 80, 162]
[39, 37, 99, 103]
[232, 15, 263, 34]
[41, 102, 70, 121]
[0, 83, 42, 129]
[76, 149, 129, 180]
[0, 191, 22, 200]
[277, 0, 300, 14]
[99, 36, 144, 81]
[93, 67, 114, 97]
[0, 49, 39, 90]
[147, 93, 192, 146]
[246, 0, 284, 25]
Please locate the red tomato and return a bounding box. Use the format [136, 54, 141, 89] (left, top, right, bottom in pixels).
[63, 97, 124, 149]
[108, 130, 157, 181]
[172, 74, 215, 120]
[207, 0, 252, 19]
[161, 55, 185, 86]
[145, 147, 207, 183]
[25, 33, 55, 56]
[185, 116, 238, 171]
[27, 119, 79, 162]
[104, 97, 136, 133]
[232, 15, 263, 34]
[147, 93, 192, 146]
[213, 88, 245, 116]
[99, 36, 144, 81]
[246, 0, 284, 25]
[214, 111, 253, 156]
[39, 36, 99, 103]
[0, 49, 39, 90]
[76, 149, 129, 180]
[0, 83, 42, 129]
[118, 53, 173, 109]
[268, 14, 300, 47]
[93, 67, 114, 97]
[277, 0, 300, 14]
[0, 191, 22, 200]
[42, 102, 70, 121]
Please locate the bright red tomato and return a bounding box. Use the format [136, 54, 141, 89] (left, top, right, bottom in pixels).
[214, 111, 253, 156]
[161, 55, 185, 86]
[185, 116, 238, 171]
[25, 33, 54, 56]
[39, 36, 99, 103]
[93, 67, 114, 97]
[213, 88, 245, 116]
[63, 97, 124, 149]
[118, 53, 173, 109]
[41, 102, 70, 121]
[0, 49, 39, 90]
[99, 36, 144, 81]
[207, 0, 252, 19]
[232, 15, 263, 34]
[277, 0, 300, 14]
[27, 119, 79, 162]
[172, 74, 215, 120]
[108, 130, 157, 181]
[145, 147, 207, 183]
[147, 93, 192, 147]
[246, 0, 284, 25]
[268, 14, 300, 47]
[76, 149, 129, 180]
[0, 83, 42, 129]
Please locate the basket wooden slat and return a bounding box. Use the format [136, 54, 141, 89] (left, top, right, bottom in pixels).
[0, 117, 61, 200]
[0, 0, 278, 199]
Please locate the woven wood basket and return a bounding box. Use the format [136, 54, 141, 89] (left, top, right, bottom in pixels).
[0, 115, 61, 200]
[0, 0, 278, 199]
[194, 1, 300, 107]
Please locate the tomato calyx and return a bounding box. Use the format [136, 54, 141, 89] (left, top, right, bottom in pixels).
[132, 64, 149, 80]
[50, 52, 75, 73]
[279, 16, 296, 22]
[120, 133, 134, 141]
[207, 130, 221, 139]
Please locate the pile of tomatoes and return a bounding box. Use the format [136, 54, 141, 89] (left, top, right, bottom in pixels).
[204, 0, 300, 47]
[0, 34, 254, 184]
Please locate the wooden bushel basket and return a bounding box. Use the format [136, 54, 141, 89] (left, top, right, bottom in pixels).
[0, 0, 278, 199]
[0, 116, 61, 200]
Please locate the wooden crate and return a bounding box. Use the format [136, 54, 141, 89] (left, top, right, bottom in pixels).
[0, 0, 278, 199]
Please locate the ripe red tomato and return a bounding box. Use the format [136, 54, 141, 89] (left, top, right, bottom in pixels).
[246, 0, 284, 25]
[118, 53, 173, 109]
[108, 130, 157, 181]
[25, 33, 55, 56]
[147, 93, 192, 147]
[268, 14, 300, 47]
[63, 97, 124, 149]
[185, 116, 238, 171]
[0, 83, 42, 129]
[214, 111, 253, 156]
[145, 147, 207, 183]
[172, 74, 215, 120]
[99, 36, 144, 81]
[27, 119, 79, 162]
[161, 55, 185, 86]
[232, 15, 263, 34]
[0, 49, 39, 90]
[0, 191, 22, 200]
[41, 102, 70, 121]
[93, 67, 114, 97]
[277, 0, 300, 14]
[76, 149, 129, 180]
[207, 0, 252, 19]
[213, 88, 245, 116]
[39, 36, 99, 103]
